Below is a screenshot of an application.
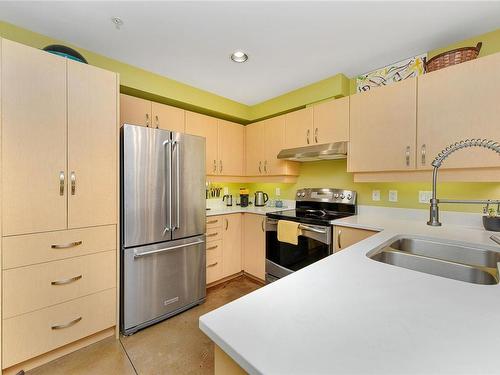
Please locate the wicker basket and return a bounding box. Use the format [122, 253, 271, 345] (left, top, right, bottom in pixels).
[425, 42, 482, 72]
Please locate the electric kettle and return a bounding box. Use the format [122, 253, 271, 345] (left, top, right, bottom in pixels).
[223, 194, 233, 206]
[254, 191, 269, 207]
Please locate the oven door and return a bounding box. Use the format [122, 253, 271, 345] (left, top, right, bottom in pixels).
[265, 218, 332, 280]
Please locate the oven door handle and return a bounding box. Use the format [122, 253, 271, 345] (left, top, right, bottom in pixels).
[298, 224, 327, 234]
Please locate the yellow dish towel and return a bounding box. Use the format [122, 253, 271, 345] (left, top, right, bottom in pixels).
[277, 220, 302, 245]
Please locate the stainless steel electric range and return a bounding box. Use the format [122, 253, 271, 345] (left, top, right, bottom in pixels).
[265, 188, 357, 283]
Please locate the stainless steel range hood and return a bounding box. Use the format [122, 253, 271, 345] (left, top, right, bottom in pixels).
[277, 142, 347, 162]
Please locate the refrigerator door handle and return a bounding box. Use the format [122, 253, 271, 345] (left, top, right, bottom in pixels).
[173, 139, 181, 230]
[133, 239, 205, 258]
[163, 140, 172, 233]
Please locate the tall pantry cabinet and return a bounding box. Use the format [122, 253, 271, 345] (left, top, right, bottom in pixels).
[0, 39, 119, 372]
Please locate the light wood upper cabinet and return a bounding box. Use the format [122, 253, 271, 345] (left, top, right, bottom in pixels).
[185, 111, 219, 175]
[417, 53, 500, 170]
[313, 97, 349, 144]
[284, 107, 314, 148]
[243, 214, 266, 281]
[221, 214, 242, 278]
[67, 60, 118, 229]
[245, 121, 266, 175]
[151, 101, 185, 133]
[120, 94, 151, 127]
[245, 116, 298, 176]
[349, 78, 417, 172]
[218, 120, 244, 176]
[1, 39, 68, 236]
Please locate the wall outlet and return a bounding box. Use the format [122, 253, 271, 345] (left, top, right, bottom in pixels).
[223, 187, 229, 195]
[419, 190, 433, 204]
[275, 187, 281, 196]
[372, 190, 381, 201]
[388, 190, 398, 202]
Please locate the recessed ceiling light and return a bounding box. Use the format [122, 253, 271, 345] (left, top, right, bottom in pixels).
[111, 17, 124, 29]
[231, 50, 248, 63]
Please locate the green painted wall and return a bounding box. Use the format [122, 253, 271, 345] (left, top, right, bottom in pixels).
[241, 160, 500, 213]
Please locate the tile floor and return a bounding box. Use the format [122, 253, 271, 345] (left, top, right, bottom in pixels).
[27, 276, 261, 375]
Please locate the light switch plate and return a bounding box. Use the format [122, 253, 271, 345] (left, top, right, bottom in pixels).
[276, 187, 281, 196]
[419, 191, 432, 204]
[372, 190, 381, 201]
[388, 190, 398, 202]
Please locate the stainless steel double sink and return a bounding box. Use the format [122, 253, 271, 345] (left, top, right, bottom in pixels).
[368, 237, 500, 285]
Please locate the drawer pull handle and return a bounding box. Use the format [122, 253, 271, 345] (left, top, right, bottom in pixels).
[207, 262, 218, 268]
[51, 241, 83, 249]
[207, 245, 218, 250]
[337, 229, 342, 249]
[206, 220, 218, 224]
[59, 171, 65, 196]
[51, 316, 82, 330]
[207, 232, 218, 237]
[51, 275, 82, 286]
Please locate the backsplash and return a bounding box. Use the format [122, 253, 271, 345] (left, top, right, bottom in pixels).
[210, 160, 500, 213]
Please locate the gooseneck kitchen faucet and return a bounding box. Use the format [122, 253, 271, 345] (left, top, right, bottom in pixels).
[427, 139, 500, 226]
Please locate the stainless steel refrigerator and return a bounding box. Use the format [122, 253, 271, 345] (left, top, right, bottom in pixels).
[120, 124, 206, 335]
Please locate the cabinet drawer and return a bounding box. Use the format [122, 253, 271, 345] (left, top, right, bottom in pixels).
[3, 251, 116, 319]
[2, 225, 116, 269]
[206, 257, 223, 284]
[206, 227, 222, 242]
[2, 288, 116, 368]
[206, 240, 222, 262]
[206, 216, 222, 229]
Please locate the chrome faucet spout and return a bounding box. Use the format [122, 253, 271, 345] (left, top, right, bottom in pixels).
[427, 139, 500, 226]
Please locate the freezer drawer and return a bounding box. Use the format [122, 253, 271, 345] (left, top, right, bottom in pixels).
[121, 236, 206, 335]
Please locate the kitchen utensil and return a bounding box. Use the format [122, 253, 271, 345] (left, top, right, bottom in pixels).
[239, 188, 249, 207]
[254, 191, 269, 207]
[223, 194, 233, 206]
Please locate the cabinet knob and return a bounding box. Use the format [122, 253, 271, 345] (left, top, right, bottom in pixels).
[145, 113, 150, 127]
[213, 160, 217, 173]
[314, 128, 318, 143]
[70, 171, 76, 195]
[405, 146, 410, 167]
[259, 161, 262, 174]
[219, 160, 223, 173]
[421, 144, 426, 165]
[306, 129, 310, 144]
[155, 115, 159, 129]
[59, 171, 65, 196]
[264, 160, 267, 173]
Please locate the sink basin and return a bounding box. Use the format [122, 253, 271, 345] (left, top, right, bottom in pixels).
[368, 237, 500, 285]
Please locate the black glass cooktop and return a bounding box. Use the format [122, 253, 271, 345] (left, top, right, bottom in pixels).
[266, 208, 353, 226]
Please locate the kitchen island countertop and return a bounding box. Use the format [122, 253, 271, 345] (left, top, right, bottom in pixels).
[199, 206, 500, 375]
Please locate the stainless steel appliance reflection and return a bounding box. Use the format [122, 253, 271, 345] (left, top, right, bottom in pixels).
[121, 124, 206, 335]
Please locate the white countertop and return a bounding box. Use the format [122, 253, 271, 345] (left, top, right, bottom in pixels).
[206, 199, 295, 217]
[199, 206, 500, 375]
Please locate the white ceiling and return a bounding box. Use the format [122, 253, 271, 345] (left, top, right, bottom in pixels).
[1, 1, 500, 105]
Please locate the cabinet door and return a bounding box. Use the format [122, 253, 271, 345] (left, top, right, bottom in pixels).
[417, 53, 500, 170]
[313, 97, 349, 144]
[245, 121, 265, 175]
[264, 116, 288, 175]
[1, 39, 67, 235]
[67, 60, 118, 228]
[120, 94, 151, 127]
[185, 111, 218, 175]
[284, 107, 313, 149]
[349, 78, 417, 172]
[218, 120, 244, 176]
[243, 214, 265, 281]
[334, 226, 376, 252]
[151, 102, 185, 133]
[222, 214, 242, 277]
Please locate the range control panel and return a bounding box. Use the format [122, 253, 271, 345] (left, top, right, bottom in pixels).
[295, 188, 357, 205]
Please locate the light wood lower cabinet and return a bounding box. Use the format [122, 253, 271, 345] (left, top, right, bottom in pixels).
[2, 225, 116, 270]
[242, 214, 266, 281]
[334, 226, 377, 252]
[221, 214, 242, 278]
[2, 288, 116, 368]
[3, 251, 116, 319]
